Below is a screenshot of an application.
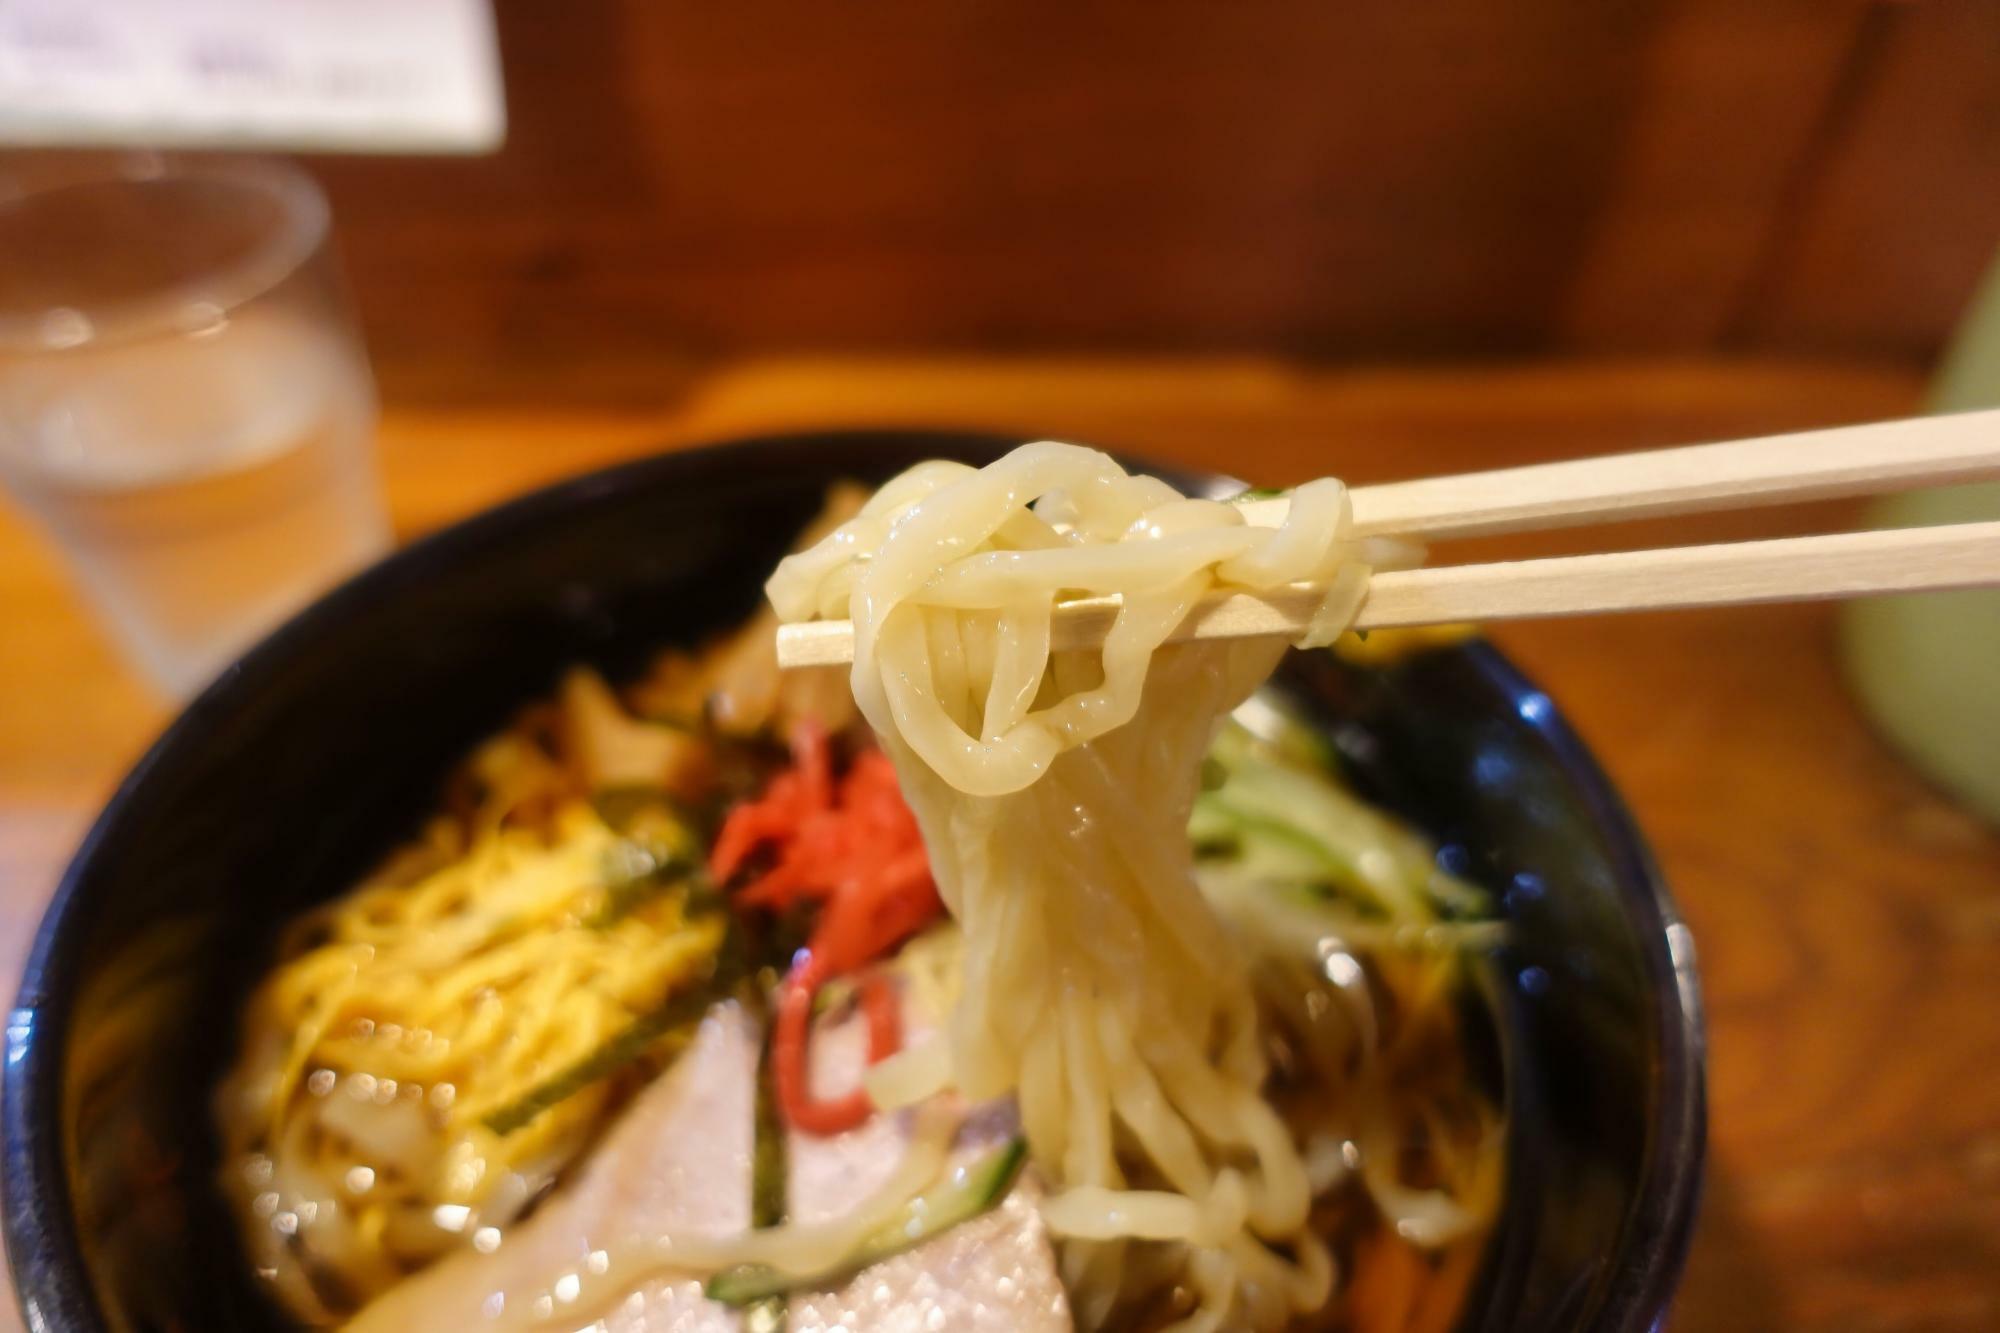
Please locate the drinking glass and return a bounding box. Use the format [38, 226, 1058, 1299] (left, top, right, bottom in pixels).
[0, 153, 390, 697]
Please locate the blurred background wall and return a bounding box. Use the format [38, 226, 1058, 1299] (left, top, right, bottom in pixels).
[285, 0, 2000, 403]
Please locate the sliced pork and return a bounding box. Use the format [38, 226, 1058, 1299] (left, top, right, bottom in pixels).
[782, 1009, 1072, 1332]
[343, 1003, 759, 1333]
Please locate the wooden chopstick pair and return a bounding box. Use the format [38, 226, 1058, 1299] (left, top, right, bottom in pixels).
[776, 409, 2000, 669]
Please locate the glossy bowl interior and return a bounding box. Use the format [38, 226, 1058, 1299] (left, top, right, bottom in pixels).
[4, 432, 1703, 1331]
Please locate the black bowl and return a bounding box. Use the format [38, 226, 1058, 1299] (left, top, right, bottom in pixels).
[3, 431, 1704, 1331]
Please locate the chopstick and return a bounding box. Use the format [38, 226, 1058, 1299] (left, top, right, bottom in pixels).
[1235, 408, 2000, 539]
[776, 411, 2000, 669]
[776, 522, 2000, 667]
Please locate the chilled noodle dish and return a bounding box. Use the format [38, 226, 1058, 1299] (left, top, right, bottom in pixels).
[218, 450, 1504, 1332]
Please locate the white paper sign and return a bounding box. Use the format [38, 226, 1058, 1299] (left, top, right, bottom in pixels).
[0, 0, 504, 153]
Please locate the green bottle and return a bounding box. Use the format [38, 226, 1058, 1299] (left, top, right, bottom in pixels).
[1841, 251, 2000, 823]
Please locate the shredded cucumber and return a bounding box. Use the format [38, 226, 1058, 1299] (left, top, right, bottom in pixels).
[1194, 708, 1491, 932]
[706, 1139, 1028, 1306]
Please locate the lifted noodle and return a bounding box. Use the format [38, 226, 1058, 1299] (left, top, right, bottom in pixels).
[770, 442, 1374, 1331]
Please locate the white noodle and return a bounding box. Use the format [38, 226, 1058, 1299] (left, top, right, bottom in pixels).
[769, 442, 1371, 1330]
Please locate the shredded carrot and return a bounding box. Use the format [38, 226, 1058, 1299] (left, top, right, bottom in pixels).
[1347, 1228, 1487, 1333]
[713, 722, 942, 1132]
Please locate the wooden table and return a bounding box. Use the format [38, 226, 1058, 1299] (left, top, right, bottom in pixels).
[4, 356, 1997, 1331]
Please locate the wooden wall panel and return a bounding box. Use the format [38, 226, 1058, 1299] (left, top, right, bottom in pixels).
[611, 2, 1652, 353]
[1735, 0, 2000, 356]
[285, 1, 2000, 399]
[1555, 0, 1873, 348]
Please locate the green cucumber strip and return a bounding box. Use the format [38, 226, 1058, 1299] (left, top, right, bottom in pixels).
[751, 1036, 787, 1229]
[743, 1012, 789, 1330]
[705, 1138, 1028, 1307]
[481, 949, 737, 1135]
[587, 861, 717, 931]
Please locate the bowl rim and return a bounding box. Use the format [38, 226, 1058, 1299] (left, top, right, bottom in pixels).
[3, 429, 1706, 1332]
[1461, 639, 1707, 1328]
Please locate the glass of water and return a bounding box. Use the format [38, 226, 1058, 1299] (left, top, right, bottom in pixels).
[0, 153, 390, 698]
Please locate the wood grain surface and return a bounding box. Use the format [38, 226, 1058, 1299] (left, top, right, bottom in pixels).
[256, 0, 2000, 401]
[4, 356, 1999, 1330]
